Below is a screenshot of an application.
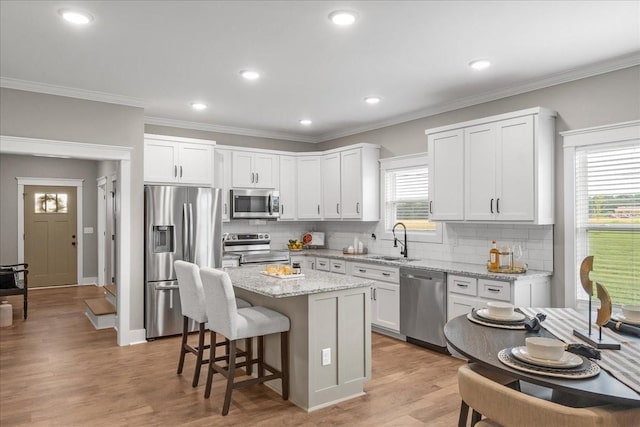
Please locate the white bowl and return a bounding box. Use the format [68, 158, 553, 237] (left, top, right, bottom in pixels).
[525, 337, 565, 361]
[486, 301, 514, 318]
[622, 305, 640, 322]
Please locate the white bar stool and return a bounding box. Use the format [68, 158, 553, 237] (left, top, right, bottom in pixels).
[200, 267, 290, 416]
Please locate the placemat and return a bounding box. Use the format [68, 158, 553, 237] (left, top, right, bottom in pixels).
[467, 312, 526, 330]
[498, 349, 600, 379]
[520, 307, 640, 394]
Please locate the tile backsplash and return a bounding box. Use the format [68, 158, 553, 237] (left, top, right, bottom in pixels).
[222, 220, 554, 272]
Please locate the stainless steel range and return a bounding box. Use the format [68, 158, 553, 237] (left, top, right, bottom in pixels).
[223, 233, 290, 265]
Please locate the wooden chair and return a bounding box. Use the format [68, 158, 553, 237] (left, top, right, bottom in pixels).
[0, 263, 28, 319]
[200, 267, 290, 416]
[174, 261, 251, 387]
[457, 363, 640, 426]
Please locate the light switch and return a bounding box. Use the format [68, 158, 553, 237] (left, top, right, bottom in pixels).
[321, 348, 331, 366]
[83, 227, 94, 234]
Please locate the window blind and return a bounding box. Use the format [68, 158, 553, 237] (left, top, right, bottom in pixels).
[575, 142, 640, 304]
[384, 167, 433, 231]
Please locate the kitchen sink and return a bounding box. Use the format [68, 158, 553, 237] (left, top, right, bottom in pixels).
[366, 255, 418, 262]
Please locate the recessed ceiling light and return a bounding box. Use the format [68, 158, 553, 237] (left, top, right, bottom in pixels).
[364, 96, 381, 105]
[240, 70, 260, 80]
[329, 10, 358, 26]
[469, 59, 491, 70]
[299, 119, 312, 126]
[59, 9, 93, 25]
[191, 102, 208, 111]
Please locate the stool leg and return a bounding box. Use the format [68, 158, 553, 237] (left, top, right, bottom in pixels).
[192, 322, 206, 387]
[257, 336, 265, 378]
[471, 409, 482, 425]
[204, 331, 217, 399]
[177, 316, 188, 375]
[281, 331, 289, 400]
[458, 400, 469, 427]
[222, 340, 237, 416]
[245, 338, 253, 376]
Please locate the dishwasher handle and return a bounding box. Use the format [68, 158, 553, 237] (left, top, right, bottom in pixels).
[400, 272, 443, 282]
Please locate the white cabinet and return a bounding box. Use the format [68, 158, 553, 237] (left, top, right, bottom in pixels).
[315, 257, 330, 271]
[426, 107, 556, 224]
[350, 262, 400, 332]
[290, 255, 315, 271]
[232, 151, 278, 188]
[446, 273, 550, 322]
[427, 129, 464, 220]
[278, 155, 297, 220]
[297, 155, 323, 219]
[214, 149, 232, 222]
[144, 134, 214, 185]
[330, 259, 346, 274]
[322, 153, 341, 219]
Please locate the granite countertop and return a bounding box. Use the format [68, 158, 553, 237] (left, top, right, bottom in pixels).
[225, 264, 375, 298]
[288, 249, 552, 281]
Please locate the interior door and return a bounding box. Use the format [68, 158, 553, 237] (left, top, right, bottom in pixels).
[24, 185, 78, 287]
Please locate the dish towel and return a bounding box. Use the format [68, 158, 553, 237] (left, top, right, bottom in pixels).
[519, 307, 640, 395]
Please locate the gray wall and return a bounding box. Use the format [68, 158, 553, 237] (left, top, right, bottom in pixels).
[318, 66, 640, 307]
[0, 87, 145, 330]
[0, 154, 99, 278]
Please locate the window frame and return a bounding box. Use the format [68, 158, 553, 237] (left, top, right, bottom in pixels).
[379, 153, 443, 244]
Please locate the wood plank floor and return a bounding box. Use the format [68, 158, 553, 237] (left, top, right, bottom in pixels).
[0, 286, 464, 426]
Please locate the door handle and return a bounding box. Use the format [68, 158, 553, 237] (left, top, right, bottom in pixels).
[429, 200, 433, 214]
[496, 198, 500, 213]
[224, 203, 227, 215]
[336, 203, 340, 214]
[71, 242, 76, 246]
[255, 173, 259, 183]
[180, 166, 183, 178]
[251, 172, 255, 183]
[174, 165, 177, 177]
[490, 198, 494, 213]
[182, 204, 189, 260]
[317, 204, 320, 215]
[356, 202, 360, 214]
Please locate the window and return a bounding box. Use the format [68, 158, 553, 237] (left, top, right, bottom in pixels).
[574, 143, 639, 305]
[34, 193, 68, 213]
[380, 154, 441, 243]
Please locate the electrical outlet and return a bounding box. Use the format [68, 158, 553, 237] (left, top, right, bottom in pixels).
[321, 348, 331, 366]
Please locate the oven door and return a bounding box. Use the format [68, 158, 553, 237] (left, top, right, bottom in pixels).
[231, 189, 280, 219]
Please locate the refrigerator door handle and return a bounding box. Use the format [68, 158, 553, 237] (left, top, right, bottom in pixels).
[182, 203, 189, 261]
[268, 194, 272, 215]
[188, 203, 194, 263]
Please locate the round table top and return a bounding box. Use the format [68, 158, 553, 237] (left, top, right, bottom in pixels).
[444, 315, 640, 406]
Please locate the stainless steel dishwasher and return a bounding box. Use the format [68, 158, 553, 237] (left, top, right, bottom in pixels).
[399, 267, 448, 353]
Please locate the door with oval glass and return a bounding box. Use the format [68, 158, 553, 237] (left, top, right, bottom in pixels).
[24, 186, 77, 287]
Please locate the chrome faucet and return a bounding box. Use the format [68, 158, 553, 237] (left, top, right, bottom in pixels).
[392, 222, 408, 258]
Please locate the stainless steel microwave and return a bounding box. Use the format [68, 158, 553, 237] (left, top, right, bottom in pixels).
[231, 189, 280, 219]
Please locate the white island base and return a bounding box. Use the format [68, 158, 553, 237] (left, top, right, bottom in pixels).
[228, 267, 372, 411]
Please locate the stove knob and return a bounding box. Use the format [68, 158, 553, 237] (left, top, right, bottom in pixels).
[264, 233, 270, 239]
[258, 233, 264, 239]
[231, 235, 237, 240]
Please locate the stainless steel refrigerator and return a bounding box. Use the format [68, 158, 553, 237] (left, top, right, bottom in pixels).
[144, 185, 222, 339]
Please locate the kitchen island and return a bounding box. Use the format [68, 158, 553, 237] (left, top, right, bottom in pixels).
[225, 265, 374, 411]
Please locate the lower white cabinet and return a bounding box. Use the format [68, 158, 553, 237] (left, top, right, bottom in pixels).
[315, 257, 330, 272]
[446, 274, 550, 322]
[290, 255, 315, 271]
[350, 262, 400, 332]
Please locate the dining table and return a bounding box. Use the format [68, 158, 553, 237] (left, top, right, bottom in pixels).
[444, 310, 640, 407]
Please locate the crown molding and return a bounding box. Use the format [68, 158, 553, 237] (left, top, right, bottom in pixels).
[144, 116, 318, 144]
[316, 53, 640, 142]
[0, 77, 145, 108]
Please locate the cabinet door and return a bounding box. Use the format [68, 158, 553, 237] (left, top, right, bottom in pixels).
[214, 149, 232, 222]
[144, 140, 179, 183]
[231, 151, 254, 187]
[322, 153, 341, 219]
[447, 294, 482, 322]
[297, 156, 322, 219]
[178, 143, 212, 185]
[496, 116, 535, 221]
[279, 155, 297, 220]
[253, 153, 278, 188]
[372, 282, 400, 332]
[340, 148, 362, 219]
[465, 123, 497, 221]
[315, 257, 330, 271]
[428, 130, 464, 220]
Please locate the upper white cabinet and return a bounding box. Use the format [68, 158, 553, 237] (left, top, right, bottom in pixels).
[278, 155, 297, 220]
[232, 151, 278, 188]
[214, 149, 232, 222]
[297, 155, 323, 219]
[144, 134, 214, 185]
[322, 152, 342, 219]
[427, 129, 464, 220]
[426, 107, 556, 224]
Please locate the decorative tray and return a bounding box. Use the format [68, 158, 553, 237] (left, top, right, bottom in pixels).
[486, 263, 528, 274]
[260, 271, 305, 280]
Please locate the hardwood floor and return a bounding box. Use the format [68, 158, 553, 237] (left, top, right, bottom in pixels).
[0, 286, 464, 426]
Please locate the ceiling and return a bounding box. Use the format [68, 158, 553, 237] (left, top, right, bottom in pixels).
[1, 1, 639, 143]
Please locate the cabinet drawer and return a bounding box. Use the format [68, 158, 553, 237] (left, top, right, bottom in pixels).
[330, 259, 346, 274]
[447, 275, 477, 296]
[316, 257, 330, 272]
[350, 263, 399, 284]
[478, 279, 511, 302]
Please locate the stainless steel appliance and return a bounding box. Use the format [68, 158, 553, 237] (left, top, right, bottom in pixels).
[399, 267, 448, 353]
[223, 233, 289, 265]
[230, 189, 280, 219]
[144, 185, 222, 339]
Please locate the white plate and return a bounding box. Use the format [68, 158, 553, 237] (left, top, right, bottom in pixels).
[510, 346, 583, 368]
[498, 350, 600, 380]
[614, 314, 640, 326]
[476, 308, 525, 322]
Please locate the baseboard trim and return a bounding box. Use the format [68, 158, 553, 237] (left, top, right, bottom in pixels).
[126, 329, 147, 345]
[79, 277, 97, 285]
